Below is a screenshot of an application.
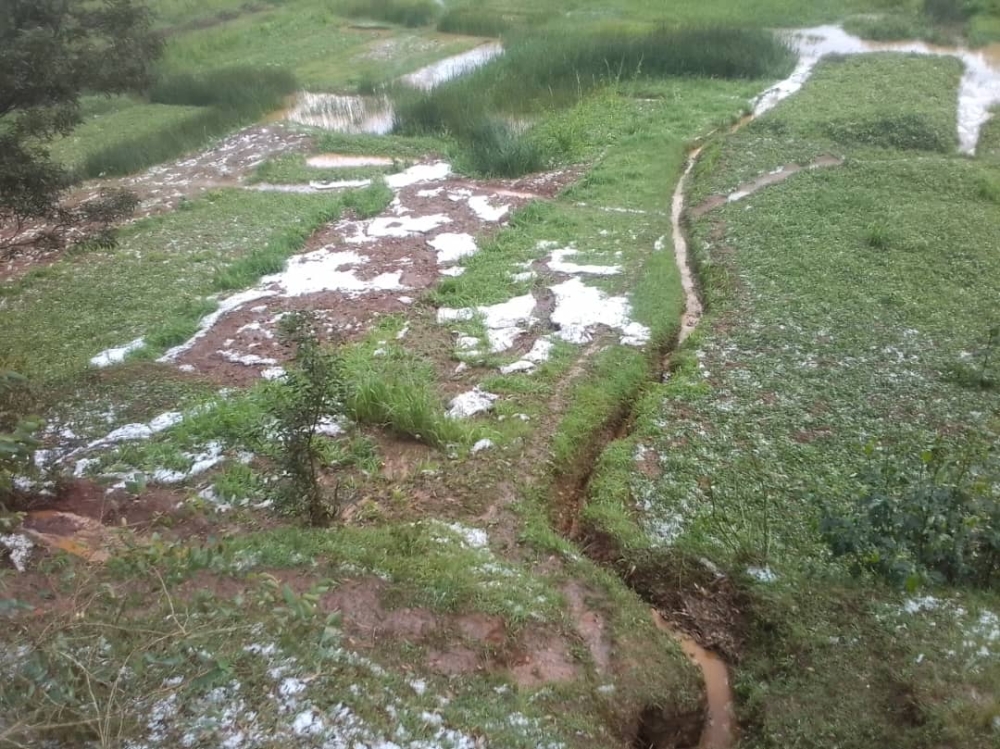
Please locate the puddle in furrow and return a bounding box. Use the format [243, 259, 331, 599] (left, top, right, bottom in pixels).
[402, 42, 503, 90]
[285, 43, 504, 134]
[285, 92, 396, 134]
[757, 25, 1000, 153]
[652, 611, 736, 749]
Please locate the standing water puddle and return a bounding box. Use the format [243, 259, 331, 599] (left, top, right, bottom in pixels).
[285, 43, 504, 134]
[402, 42, 503, 90]
[756, 25, 1000, 153]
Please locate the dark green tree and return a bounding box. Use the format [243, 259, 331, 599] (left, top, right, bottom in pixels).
[0, 0, 162, 255]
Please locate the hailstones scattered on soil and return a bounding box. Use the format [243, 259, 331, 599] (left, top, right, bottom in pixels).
[438, 294, 538, 354]
[447, 388, 499, 419]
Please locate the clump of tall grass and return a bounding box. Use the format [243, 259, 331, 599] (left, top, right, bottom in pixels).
[395, 25, 795, 133]
[81, 66, 296, 178]
[340, 344, 474, 447]
[463, 120, 544, 177]
[436, 8, 513, 37]
[335, 0, 439, 27]
[393, 25, 794, 177]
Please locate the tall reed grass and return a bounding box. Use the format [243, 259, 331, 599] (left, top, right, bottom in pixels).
[436, 8, 513, 37]
[393, 25, 795, 176]
[80, 67, 296, 178]
[334, 0, 439, 27]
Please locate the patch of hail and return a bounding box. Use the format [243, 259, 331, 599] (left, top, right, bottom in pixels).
[128, 623, 566, 749]
[402, 42, 504, 90]
[549, 278, 650, 346]
[446, 387, 499, 419]
[895, 596, 1000, 666]
[499, 336, 554, 375]
[437, 294, 538, 354]
[427, 232, 478, 265]
[444, 188, 510, 222]
[90, 337, 146, 368]
[546, 246, 622, 276]
[0, 534, 34, 572]
[157, 250, 406, 363]
[150, 442, 226, 484]
[384, 161, 452, 189]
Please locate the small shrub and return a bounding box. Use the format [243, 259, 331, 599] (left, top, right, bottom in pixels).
[0, 372, 42, 509]
[821, 439, 1000, 588]
[264, 312, 347, 526]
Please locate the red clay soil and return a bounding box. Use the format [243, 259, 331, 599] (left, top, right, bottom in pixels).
[169, 176, 541, 385]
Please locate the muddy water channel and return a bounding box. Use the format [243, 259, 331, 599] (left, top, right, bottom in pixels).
[757, 25, 1000, 152]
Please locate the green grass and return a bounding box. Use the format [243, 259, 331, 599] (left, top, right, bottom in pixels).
[159, 2, 479, 91]
[47, 98, 204, 173]
[689, 54, 963, 205]
[333, 0, 441, 27]
[578, 51, 1000, 749]
[0, 190, 353, 387]
[391, 24, 792, 176]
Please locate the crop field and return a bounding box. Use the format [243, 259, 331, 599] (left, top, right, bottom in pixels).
[3, 0, 1000, 748]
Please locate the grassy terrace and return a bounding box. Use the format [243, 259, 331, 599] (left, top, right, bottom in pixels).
[582, 53, 1000, 747]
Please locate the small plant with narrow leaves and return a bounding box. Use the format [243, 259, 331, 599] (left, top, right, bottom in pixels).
[263, 312, 347, 526]
[0, 371, 42, 510]
[821, 438, 1000, 589]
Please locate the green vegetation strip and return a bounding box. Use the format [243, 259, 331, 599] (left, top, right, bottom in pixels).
[579, 52, 1000, 749]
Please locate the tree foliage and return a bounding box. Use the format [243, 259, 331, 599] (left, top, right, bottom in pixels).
[0, 0, 162, 255]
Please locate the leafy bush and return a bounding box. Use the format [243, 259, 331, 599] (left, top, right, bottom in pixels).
[821, 440, 1000, 588]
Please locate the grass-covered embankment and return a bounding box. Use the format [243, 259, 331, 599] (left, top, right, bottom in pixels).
[579, 51, 1000, 749]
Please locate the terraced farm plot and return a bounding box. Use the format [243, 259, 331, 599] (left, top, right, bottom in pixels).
[4, 2, 1000, 748]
